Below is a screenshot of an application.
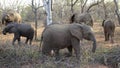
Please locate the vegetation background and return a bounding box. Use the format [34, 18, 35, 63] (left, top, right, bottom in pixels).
[0, 0, 120, 68]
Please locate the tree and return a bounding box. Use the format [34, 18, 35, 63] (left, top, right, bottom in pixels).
[0, 0, 24, 13]
[31, 0, 41, 40]
[80, 0, 88, 13]
[71, 0, 78, 13]
[114, 0, 120, 25]
[43, 0, 52, 25]
[102, 0, 108, 19]
[86, 0, 102, 13]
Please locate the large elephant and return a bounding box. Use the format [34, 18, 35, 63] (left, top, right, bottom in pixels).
[41, 23, 97, 60]
[102, 19, 115, 43]
[2, 11, 22, 25]
[70, 13, 93, 27]
[2, 23, 34, 45]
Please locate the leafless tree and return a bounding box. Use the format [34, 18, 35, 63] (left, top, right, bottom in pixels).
[0, 0, 24, 13]
[80, 0, 88, 13]
[102, 0, 107, 20]
[86, 0, 102, 13]
[31, 0, 42, 40]
[113, 0, 120, 25]
[71, 0, 78, 13]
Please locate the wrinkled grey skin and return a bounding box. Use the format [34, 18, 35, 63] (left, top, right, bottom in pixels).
[2, 11, 22, 25]
[70, 13, 93, 27]
[2, 23, 34, 45]
[41, 23, 97, 60]
[102, 19, 115, 43]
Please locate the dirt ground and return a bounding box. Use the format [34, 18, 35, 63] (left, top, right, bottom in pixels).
[0, 22, 120, 68]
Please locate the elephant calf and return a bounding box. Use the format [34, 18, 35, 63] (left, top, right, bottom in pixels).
[2, 23, 34, 45]
[41, 23, 97, 60]
[102, 19, 115, 43]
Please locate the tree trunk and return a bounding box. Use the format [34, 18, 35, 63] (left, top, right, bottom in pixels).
[34, 10, 37, 40]
[102, 0, 107, 20]
[70, 0, 78, 13]
[43, 0, 52, 25]
[80, 0, 88, 13]
[71, 0, 74, 13]
[114, 0, 120, 25]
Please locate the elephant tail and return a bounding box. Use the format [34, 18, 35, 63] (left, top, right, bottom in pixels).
[90, 18, 93, 27]
[39, 35, 43, 52]
[70, 14, 76, 24]
[102, 19, 106, 27]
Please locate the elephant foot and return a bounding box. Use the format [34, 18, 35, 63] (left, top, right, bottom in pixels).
[105, 39, 109, 41]
[55, 57, 60, 61]
[65, 53, 72, 57]
[12, 42, 15, 45]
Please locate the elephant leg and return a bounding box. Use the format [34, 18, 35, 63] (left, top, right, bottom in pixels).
[110, 33, 114, 43]
[104, 30, 108, 41]
[108, 33, 110, 41]
[71, 38, 80, 61]
[54, 49, 60, 61]
[12, 34, 19, 45]
[17, 37, 21, 45]
[66, 46, 72, 57]
[25, 38, 29, 44]
[29, 38, 33, 45]
[105, 33, 109, 41]
[12, 37, 17, 45]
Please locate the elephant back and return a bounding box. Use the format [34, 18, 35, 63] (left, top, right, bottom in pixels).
[1, 10, 22, 25]
[70, 13, 93, 27]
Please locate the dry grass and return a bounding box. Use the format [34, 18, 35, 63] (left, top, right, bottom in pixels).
[0, 22, 120, 68]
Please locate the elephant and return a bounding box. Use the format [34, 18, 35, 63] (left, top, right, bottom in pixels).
[70, 13, 93, 27]
[2, 23, 34, 45]
[41, 23, 97, 60]
[2, 11, 22, 25]
[102, 19, 115, 43]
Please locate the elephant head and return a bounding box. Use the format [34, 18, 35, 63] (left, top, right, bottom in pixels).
[2, 23, 16, 35]
[2, 11, 22, 25]
[70, 24, 96, 52]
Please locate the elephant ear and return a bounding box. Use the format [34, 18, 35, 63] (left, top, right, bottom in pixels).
[6, 24, 16, 33]
[69, 25, 83, 40]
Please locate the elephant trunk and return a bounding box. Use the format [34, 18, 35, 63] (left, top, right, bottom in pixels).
[91, 35, 97, 53]
[2, 30, 6, 35]
[2, 18, 5, 24]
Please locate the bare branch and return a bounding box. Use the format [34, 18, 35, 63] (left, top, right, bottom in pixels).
[81, 0, 88, 13]
[102, 0, 108, 19]
[86, 0, 102, 12]
[73, 0, 78, 6]
[114, 0, 120, 25]
[82, 0, 88, 8]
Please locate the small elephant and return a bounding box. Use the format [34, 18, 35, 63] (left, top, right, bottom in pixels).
[70, 13, 93, 27]
[41, 23, 97, 60]
[102, 19, 115, 43]
[2, 23, 34, 45]
[2, 10, 22, 25]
